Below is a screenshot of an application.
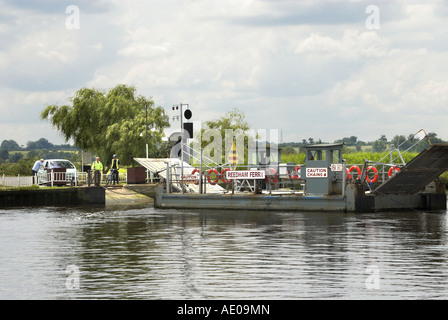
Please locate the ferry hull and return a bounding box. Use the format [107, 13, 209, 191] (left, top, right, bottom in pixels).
[154, 185, 446, 213]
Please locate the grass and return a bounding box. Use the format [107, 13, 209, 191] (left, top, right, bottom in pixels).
[0, 185, 41, 191]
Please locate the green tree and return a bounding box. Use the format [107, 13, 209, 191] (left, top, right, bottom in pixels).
[427, 132, 445, 144]
[198, 107, 251, 164]
[372, 140, 387, 152]
[337, 136, 358, 146]
[27, 138, 54, 150]
[204, 107, 250, 137]
[281, 146, 297, 156]
[0, 140, 22, 151]
[8, 152, 23, 163]
[0, 149, 9, 161]
[391, 135, 407, 149]
[41, 84, 169, 171]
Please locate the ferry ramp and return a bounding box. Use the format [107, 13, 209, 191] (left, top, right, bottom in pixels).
[373, 144, 448, 195]
[134, 158, 225, 193]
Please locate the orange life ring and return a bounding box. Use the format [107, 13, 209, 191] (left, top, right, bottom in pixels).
[191, 168, 200, 185]
[207, 168, 219, 185]
[365, 166, 378, 184]
[348, 165, 361, 179]
[220, 168, 232, 184]
[388, 167, 400, 177]
[292, 165, 301, 179]
[266, 168, 278, 184]
[346, 168, 351, 180]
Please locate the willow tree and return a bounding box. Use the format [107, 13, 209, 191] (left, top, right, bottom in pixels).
[41, 84, 169, 171]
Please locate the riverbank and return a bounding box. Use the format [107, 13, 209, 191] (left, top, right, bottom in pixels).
[0, 184, 156, 208]
[0, 186, 105, 207]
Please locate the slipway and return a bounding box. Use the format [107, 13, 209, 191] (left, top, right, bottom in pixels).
[374, 144, 448, 195]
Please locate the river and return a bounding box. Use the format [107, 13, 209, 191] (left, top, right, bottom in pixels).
[1, 204, 447, 300]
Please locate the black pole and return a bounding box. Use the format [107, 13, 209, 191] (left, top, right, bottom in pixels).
[145, 100, 148, 158]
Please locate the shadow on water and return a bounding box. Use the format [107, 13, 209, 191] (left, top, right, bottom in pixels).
[0, 205, 447, 299]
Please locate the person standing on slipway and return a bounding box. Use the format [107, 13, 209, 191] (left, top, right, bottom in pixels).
[32, 158, 45, 184]
[111, 154, 120, 185]
[91, 157, 103, 186]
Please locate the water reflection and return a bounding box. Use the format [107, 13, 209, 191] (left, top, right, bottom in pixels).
[0, 206, 447, 299]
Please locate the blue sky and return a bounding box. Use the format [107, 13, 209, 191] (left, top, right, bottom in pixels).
[1, 0, 447, 146]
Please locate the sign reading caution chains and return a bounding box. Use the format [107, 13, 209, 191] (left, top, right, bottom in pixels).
[305, 167, 328, 178]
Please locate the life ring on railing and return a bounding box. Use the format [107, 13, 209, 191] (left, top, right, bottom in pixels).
[346, 168, 351, 180]
[292, 166, 301, 179]
[266, 168, 278, 184]
[348, 165, 361, 179]
[220, 168, 232, 184]
[207, 168, 219, 185]
[388, 166, 400, 178]
[365, 166, 378, 184]
[191, 168, 200, 185]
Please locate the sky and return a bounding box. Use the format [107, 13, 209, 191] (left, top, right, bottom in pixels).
[1, 0, 447, 147]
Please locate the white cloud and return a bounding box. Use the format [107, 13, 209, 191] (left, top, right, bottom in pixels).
[295, 29, 389, 60]
[1, 0, 448, 146]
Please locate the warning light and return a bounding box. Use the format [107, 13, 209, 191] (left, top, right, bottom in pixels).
[184, 109, 192, 120]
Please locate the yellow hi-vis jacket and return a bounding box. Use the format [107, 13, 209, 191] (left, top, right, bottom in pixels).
[111, 158, 120, 169]
[92, 160, 103, 171]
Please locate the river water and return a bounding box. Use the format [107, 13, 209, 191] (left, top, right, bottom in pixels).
[1, 204, 448, 300]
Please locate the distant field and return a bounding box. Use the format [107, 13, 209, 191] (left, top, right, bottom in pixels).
[344, 145, 372, 152]
[281, 150, 419, 165]
[8, 150, 77, 155]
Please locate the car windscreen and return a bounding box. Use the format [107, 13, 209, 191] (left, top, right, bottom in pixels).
[49, 161, 75, 169]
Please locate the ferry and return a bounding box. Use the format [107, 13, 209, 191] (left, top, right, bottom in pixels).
[135, 138, 448, 213]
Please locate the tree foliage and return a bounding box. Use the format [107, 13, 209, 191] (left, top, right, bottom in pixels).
[0, 140, 21, 151]
[197, 107, 251, 164]
[41, 84, 169, 170]
[26, 138, 53, 150]
[204, 107, 251, 134]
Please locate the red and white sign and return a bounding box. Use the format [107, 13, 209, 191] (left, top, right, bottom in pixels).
[182, 174, 199, 183]
[306, 167, 328, 178]
[330, 163, 343, 171]
[226, 170, 265, 180]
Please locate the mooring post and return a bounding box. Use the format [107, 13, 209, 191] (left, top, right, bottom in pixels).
[342, 159, 346, 197]
[166, 162, 171, 194]
[199, 148, 203, 194]
[87, 170, 91, 187]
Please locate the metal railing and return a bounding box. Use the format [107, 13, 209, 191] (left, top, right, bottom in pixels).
[1, 171, 131, 188]
[48, 171, 73, 187]
[0, 174, 34, 187]
[353, 130, 432, 191]
[164, 132, 432, 195]
[1, 172, 73, 187]
[164, 161, 305, 195]
[78, 171, 128, 186]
